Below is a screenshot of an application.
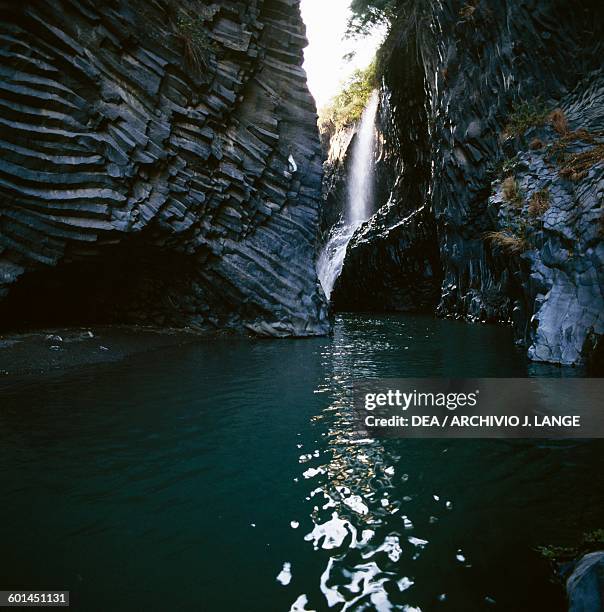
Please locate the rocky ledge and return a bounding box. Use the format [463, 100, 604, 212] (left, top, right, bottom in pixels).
[0, 0, 328, 336]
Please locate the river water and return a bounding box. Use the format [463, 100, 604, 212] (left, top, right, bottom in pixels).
[1, 314, 602, 611]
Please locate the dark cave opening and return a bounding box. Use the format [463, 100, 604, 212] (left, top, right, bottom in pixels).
[0, 240, 196, 332]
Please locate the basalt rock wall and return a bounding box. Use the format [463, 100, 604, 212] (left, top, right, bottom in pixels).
[323, 60, 441, 313]
[327, 0, 604, 365]
[0, 0, 328, 336]
[429, 0, 603, 366]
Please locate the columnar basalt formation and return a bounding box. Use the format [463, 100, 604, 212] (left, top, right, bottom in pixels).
[323, 0, 603, 366]
[428, 0, 603, 366]
[0, 0, 328, 336]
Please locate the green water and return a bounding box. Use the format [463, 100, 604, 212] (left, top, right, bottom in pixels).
[1, 315, 602, 611]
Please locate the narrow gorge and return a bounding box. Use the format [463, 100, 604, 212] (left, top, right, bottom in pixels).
[1, 2, 603, 610]
[2, 0, 601, 367]
[319, 0, 604, 368]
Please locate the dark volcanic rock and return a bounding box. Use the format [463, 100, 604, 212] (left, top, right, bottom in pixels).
[427, 0, 604, 365]
[0, 0, 328, 336]
[566, 551, 604, 612]
[332, 204, 441, 312]
[323, 0, 603, 365]
[487, 83, 604, 364]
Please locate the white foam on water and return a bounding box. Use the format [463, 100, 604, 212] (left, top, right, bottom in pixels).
[343, 494, 369, 515]
[277, 562, 292, 586]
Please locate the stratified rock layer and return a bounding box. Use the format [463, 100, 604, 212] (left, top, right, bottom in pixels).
[0, 0, 328, 336]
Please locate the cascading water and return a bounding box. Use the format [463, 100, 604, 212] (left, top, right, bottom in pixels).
[317, 91, 378, 299]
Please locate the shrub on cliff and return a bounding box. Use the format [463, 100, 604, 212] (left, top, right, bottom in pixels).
[484, 230, 527, 255]
[528, 189, 550, 217]
[502, 176, 523, 207]
[173, 8, 216, 72]
[347, 0, 397, 36]
[318, 62, 377, 135]
[502, 99, 550, 139]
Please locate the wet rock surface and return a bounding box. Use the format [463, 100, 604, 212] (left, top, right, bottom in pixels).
[0, 0, 328, 336]
[332, 204, 441, 312]
[566, 551, 604, 612]
[322, 0, 603, 365]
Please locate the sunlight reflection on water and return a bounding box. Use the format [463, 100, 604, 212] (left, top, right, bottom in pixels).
[0, 314, 601, 611]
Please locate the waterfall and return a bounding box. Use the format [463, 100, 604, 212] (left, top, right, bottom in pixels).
[317, 91, 378, 298]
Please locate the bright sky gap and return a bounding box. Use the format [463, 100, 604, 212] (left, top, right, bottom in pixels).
[300, 0, 386, 110]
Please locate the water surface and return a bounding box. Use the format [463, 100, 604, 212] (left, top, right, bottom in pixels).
[1, 315, 602, 611]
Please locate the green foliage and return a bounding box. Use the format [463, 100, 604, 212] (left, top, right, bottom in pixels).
[537, 529, 604, 565]
[175, 8, 216, 72]
[583, 529, 604, 546]
[537, 544, 577, 563]
[347, 0, 398, 36]
[503, 99, 550, 139]
[318, 62, 378, 134]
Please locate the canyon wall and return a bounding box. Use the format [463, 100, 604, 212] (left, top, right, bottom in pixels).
[327, 0, 603, 366]
[322, 81, 442, 313]
[0, 0, 328, 336]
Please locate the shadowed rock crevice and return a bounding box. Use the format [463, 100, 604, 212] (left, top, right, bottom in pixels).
[0, 238, 198, 328]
